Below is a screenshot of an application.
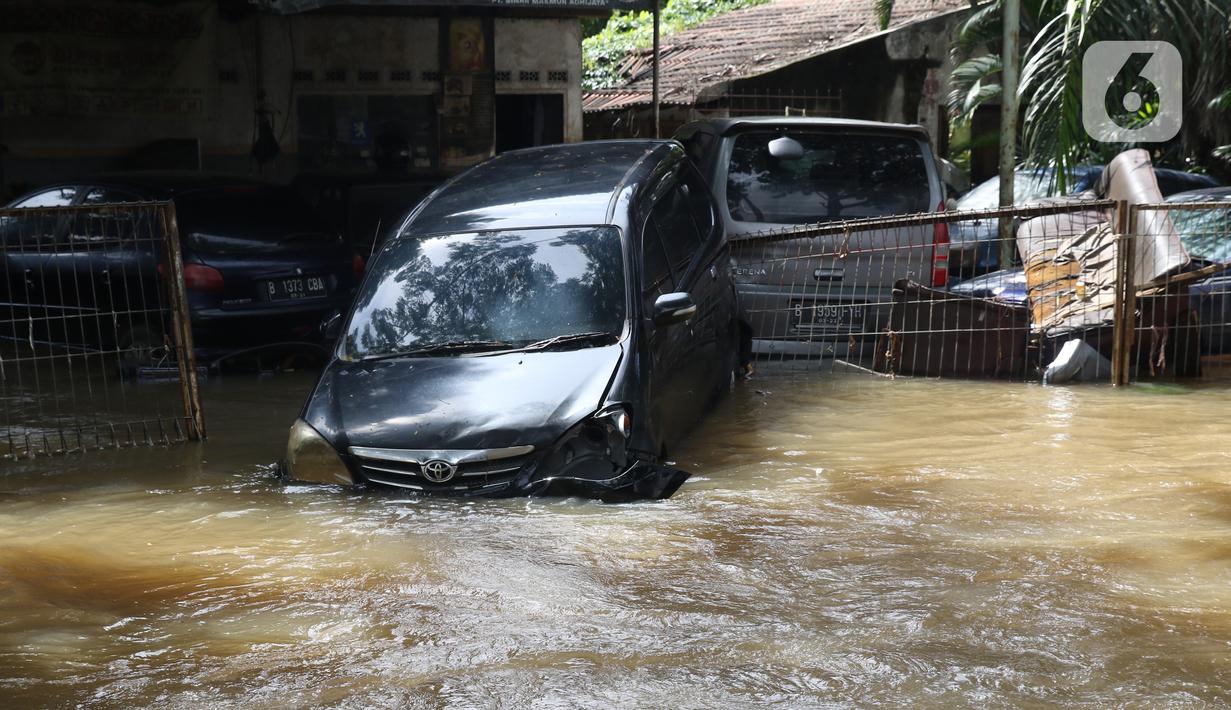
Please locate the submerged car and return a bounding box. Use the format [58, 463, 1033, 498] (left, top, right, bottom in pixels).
[1, 173, 364, 358]
[675, 117, 949, 357]
[285, 140, 742, 498]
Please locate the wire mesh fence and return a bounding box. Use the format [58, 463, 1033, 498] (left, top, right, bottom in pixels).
[1126, 200, 1231, 382]
[0, 201, 204, 459]
[731, 197, 1231, 386]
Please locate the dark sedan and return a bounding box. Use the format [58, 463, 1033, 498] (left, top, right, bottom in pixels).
[284, 141, 741, 499]
[2, 173, 363, 358]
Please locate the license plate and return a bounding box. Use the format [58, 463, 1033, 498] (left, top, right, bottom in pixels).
[791, 301, 864, 331]
[263, 276, 327, 301]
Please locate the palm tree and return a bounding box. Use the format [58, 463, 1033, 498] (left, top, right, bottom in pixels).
[877, 0, 1231, 186]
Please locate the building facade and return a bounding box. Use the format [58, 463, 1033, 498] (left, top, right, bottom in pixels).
[0, 0, 628, 200]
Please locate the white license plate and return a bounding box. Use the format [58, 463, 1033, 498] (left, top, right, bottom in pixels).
[791, 301, 864, 331]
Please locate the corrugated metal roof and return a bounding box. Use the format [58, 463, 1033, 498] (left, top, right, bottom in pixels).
[584, 0, 971, 112]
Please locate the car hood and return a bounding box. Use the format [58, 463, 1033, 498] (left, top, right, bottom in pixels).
[306, 344, 624, 452]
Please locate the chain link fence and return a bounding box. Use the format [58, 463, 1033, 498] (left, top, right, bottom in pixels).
[0, 201, 204, 459]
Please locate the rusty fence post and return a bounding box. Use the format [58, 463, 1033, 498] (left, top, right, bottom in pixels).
[161, 202, 206, 440]
[1110, 201, 1136, 386]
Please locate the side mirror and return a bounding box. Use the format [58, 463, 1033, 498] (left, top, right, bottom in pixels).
[768, 136, 805, 160]
[321, 312, 343, 340]
[652, 292, 697, 326]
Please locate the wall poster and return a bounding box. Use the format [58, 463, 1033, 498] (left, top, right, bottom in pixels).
[440, 16, 495, 169]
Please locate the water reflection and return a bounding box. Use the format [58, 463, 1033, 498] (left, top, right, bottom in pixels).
[2, 372, 1231, 706]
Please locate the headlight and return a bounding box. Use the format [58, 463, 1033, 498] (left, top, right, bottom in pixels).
[285, 419, 354, 485]
[595, 403, 631, 439]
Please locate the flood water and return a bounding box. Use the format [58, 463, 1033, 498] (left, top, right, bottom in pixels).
[2, 369, 1231, 708]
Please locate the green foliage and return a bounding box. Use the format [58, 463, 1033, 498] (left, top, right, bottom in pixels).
[582, 0, 770, 91]
[934, 0, 1231, 183]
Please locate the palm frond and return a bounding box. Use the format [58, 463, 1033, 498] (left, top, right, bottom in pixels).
[873, 0, 895, 30]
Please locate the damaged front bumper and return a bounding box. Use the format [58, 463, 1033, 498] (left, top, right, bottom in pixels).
[517, 460, 692, 501]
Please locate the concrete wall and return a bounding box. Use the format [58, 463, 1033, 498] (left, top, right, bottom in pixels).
[0, 1, 583, 199]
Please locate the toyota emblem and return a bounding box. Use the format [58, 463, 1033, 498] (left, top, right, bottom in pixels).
[421, 459, 457, 483]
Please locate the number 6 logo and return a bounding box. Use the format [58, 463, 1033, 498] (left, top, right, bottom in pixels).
[1082, 41, 1182, 143]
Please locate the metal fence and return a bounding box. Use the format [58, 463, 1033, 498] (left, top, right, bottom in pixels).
[731, 198, 1231, 386]
[0, 201, 204, 459]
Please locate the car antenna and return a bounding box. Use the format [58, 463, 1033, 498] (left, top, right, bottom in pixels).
[370, 219, 381, 257]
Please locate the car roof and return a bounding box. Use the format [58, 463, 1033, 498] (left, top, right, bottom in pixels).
[404, 140, 677, 235]
[680, 116, 931, 141]
[1166, 186, 1231, 202]
[73, 171, 276, 199]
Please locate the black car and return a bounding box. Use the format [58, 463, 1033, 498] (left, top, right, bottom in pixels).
[2, 173, 364, 357]
[284, 141, 741, 498]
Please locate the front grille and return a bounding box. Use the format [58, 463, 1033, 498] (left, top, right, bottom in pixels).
[348, 445, 535, 493]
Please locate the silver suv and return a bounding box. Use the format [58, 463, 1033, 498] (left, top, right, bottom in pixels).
[675, 118, 948, 358]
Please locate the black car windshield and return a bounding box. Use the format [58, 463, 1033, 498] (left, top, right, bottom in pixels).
[342, 227, 626, 360]
[726, 131, 931, 223]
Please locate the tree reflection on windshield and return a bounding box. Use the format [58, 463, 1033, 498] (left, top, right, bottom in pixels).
[343, 227, 626, 359]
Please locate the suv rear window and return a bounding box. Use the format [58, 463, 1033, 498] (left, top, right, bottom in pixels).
[726, 131, 932, 223]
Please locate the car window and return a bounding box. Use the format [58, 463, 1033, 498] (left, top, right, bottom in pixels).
[651, 181, 702, 273]
[726, 131, 931, 223]
[641, 220, 674, 312]
[682, 167, 716, 242]
[82, 188, 141, 204]
[69, 188, 146, 246]
[1173, 204, 1231, 262]
[13, 187, 77, 208]
[682, 131, 713, 169]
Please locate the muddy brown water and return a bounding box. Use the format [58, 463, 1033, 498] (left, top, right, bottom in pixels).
[2, 369, 1231, 708]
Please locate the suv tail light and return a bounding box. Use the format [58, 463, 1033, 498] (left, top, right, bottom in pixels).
[184, 263, 225, 293]
[931, 200, 949, 288]
[353, 253, 365, 280]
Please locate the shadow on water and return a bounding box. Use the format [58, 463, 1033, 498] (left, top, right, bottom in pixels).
[2, 369, 1231, 706]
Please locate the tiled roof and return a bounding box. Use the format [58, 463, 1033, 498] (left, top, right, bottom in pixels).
[585, 0, 972, 112]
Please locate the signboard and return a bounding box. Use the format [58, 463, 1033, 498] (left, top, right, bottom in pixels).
[0, 1, 210, 118]
[260, 0, 653, 12]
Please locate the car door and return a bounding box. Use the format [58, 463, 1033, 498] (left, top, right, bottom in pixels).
[638, 214, 683, 450]
[678, 163, 733, 396]
[648, 171, 710, 441]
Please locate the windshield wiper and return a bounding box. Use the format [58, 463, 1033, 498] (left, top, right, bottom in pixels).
[363, 340, 513, 360]
[518, 332, 617, 352]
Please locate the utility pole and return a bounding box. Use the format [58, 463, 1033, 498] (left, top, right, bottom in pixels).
[998, 0, 1020, 269]
[652, 0, 661, 138]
